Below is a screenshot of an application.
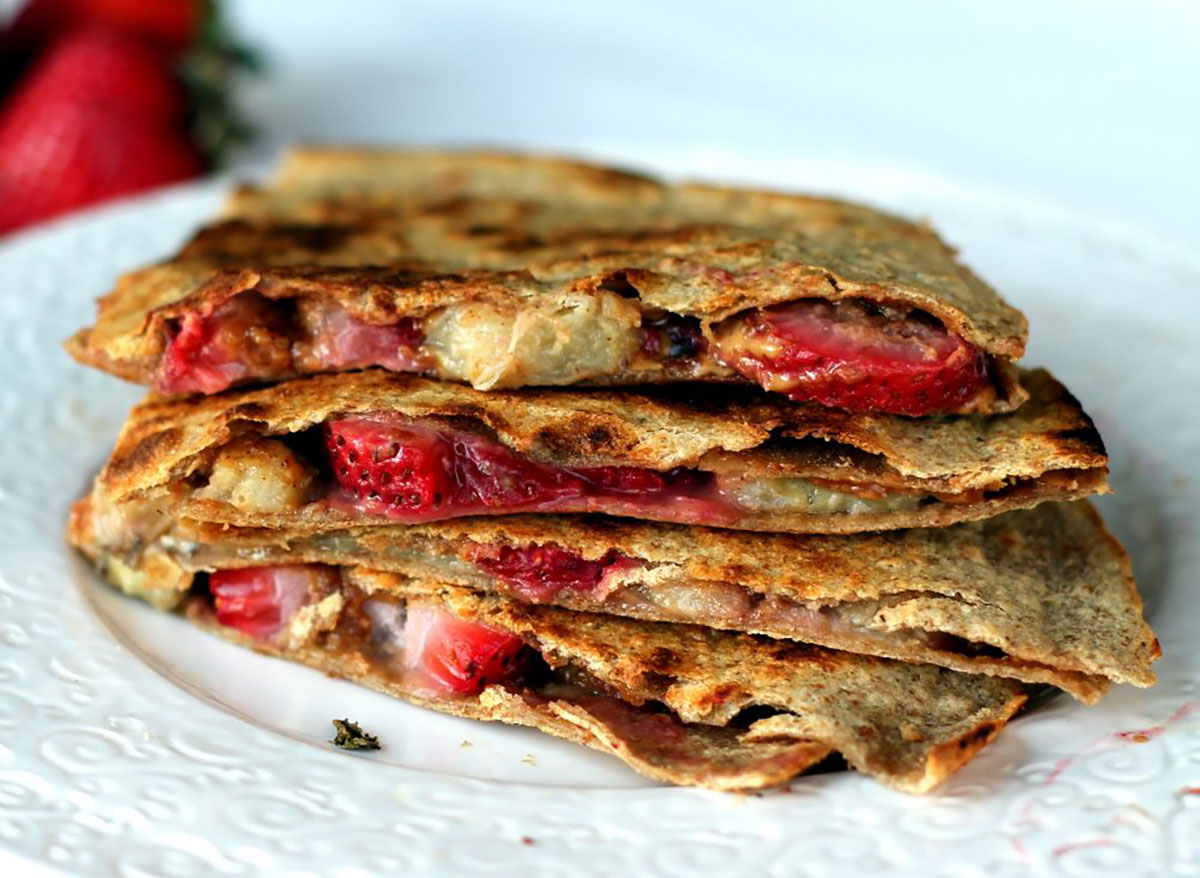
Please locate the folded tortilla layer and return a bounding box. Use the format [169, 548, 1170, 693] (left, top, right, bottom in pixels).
[69, 484, 1158, 702]
[66, 148, 1027, 412]
[91, 546, 1027, 792]
[84, 367, 1106, 536]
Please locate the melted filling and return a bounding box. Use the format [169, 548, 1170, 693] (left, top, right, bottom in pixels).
[159, 293, 293, 394]
[155, 292, 988, 414]
[724, 476, 924, 515]
[469, 543, 642, 602]
[202, 561, 1013, 697]
[321, 417, 968, 525]
[323, 416, 732, 524]
[201, 567, 811, 776]
[204, 565, 536, 697]
[295, 298, 426, 374]
[158, 293, 655, 395]
[189, 414, 1004, 527]
[465, 544, 1013, 663]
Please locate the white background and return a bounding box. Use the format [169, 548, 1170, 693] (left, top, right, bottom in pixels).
[225, 0, 1199, 242]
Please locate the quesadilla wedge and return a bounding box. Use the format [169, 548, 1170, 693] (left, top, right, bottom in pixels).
[66, 148, 1028, 416]
[78, 539, 1028, 792]
[80, 368, 1105, 537]
[69, 490, 1158, 703]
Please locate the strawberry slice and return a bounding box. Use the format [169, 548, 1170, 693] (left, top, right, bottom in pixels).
[326, 418, 455, 511]
[713, 299, 989, 415]
[583, 467, 668, 495]
[452, 437, 589, 509]
[209, 564, 329, 640]
[159, 293, 291, 394]
[301, 300, 425, 373]
[474, 543, 636, 602]
[325, 420, 590, 514]
[324, 419, 728, 522]
[404, 602, 529, 695]
[160, 310, 241, 395]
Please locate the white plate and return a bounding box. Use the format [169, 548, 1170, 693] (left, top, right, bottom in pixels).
[1, 150, 1198, 878]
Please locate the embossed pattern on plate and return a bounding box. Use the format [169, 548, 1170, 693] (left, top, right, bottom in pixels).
[0, 155, 1197, 877]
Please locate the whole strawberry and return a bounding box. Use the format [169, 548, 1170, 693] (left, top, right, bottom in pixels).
[1, 0, 203, 57]
[0, 28, 203, 234]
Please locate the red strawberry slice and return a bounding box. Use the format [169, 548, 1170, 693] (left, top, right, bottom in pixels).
[404, 602, 529, 695]
[160, 307, 247, 395]
[303, 300, 425, 373]
[325, 421, 590, 515]
[325, 419, 731, 522]
[319, 315, 422, 371]
[583, 467, 668, 495]
[452, 437, 589, 509]
[713, 299, 989, 415]
[326, 419, 454, 511]
[209, 564, 328, 640]
[158, 293, 291, 394]
[474, 543, 635, 602]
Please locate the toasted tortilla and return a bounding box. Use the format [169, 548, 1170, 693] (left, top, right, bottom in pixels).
[69, 485, 1157, 702]
[83, 367, 1105, 536]
[191, 605, 837, 791]
[66, 148, 1027, 410]
[110, 556, 1025, 792]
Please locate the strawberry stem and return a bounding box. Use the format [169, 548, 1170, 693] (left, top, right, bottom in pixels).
[177, 0, 262, 167]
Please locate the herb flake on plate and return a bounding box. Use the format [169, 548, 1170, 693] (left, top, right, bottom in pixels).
[330, 718, 380, 751]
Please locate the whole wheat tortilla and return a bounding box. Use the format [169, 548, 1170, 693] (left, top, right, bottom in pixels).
[69, 486, 1157, 701]
[85, 367, 1106, 536]
[169, 574, 1025, 794]
[66, 148, 1027, 409]
[188, 606, 836, 791]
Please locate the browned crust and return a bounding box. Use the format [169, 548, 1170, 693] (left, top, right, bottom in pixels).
[69, 480, 1159, 703]
[66, 147, 1028, 406]
[175, 580, 1025, 794]
[365, 578, 1030, 793]
[91, 368, 1107, 533]
[187, 607, 833, 791]
[176, 466, 1105, 537]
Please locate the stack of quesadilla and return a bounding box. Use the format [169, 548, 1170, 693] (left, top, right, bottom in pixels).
[66, 149, 1159, 794]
